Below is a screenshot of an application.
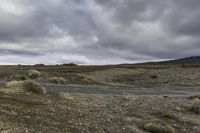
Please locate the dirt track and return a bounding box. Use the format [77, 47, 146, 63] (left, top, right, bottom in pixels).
[45, 84, 200, 96]
[1, 81, 200, 96]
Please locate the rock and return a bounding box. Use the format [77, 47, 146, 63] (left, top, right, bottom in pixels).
[175, 107, 181, 111]
[190, 104, 200, 114]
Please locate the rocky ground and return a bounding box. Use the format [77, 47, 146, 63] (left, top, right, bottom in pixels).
[1, 65, 200, 88]
[83, 66, 200, 88]
[0, 91, 200, 133]
[0, 65, 199, 132]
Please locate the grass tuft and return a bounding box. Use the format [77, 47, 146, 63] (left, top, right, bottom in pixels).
[6, 80, 46, 95]
[28, 69, 41, 79]
[144, 122, 176, 133]
[49, 77, 66, 84]
[7, 74, 30, 81]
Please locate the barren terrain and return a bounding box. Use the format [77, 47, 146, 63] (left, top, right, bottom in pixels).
[0, 64, 199, 132]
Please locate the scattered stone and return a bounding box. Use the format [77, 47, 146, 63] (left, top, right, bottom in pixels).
[1, 110, 17, 116]
[23, 116, 31, 119]
[175, 107, 181, 111]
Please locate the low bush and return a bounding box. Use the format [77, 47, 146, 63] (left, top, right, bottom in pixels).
[6, 80, 46, 95]
[49, 77, 66, 84]
[7, 74, 30, 81]
[28, 69, 41, 79]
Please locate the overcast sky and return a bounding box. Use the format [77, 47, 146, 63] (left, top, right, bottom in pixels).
[0, 0, 199, 65]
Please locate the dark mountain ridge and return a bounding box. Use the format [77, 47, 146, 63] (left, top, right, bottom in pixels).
[144, 56, 200, 65]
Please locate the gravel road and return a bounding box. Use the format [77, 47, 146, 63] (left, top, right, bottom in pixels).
[0, 80, 200, 96]
[44, 83, 200, 96]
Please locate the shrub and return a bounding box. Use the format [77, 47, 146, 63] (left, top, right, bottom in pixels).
[7, 74, 30, 81]
[83, 78, 93, 85]
[49, 77, 66, 84]
[189, 95, 200, 100]
[144, 122, 176, 133]
[186, 95, 200, 114]
[6, 80, 46, 95]
[28, 69, 41, 79]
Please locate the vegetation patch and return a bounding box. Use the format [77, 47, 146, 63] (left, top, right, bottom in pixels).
[144, 122, 176, 133]
[49, 77, 67, 84]
[28, 69, 41, 79]
[5, 80, 46, 95]
[6, 74, 30, 81]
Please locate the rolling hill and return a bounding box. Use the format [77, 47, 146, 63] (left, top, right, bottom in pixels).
[144, 56, 200, 65]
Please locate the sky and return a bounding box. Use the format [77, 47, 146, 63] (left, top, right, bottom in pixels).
[0, 0, 200, 65]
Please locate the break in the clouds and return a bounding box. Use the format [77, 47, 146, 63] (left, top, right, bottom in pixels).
[0, 0, 200, 64]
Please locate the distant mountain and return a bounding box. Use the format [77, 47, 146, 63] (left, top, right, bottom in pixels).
[145, 56, 200, 65]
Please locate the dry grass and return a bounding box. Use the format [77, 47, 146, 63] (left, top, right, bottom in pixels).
[144, 122, 176, 133]
[5, 80, 46, 95]
[6, 74, 30, 81]
[48, 77, 66, 84]
[28, 69, 41, 79]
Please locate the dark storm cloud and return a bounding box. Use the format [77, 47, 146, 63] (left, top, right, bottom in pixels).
[0, 48, 40, 56]
[162, 0, 200, 36]
[0, 0, 200, 64]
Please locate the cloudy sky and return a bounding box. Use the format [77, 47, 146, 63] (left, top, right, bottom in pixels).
[0, 0, 199, 65]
